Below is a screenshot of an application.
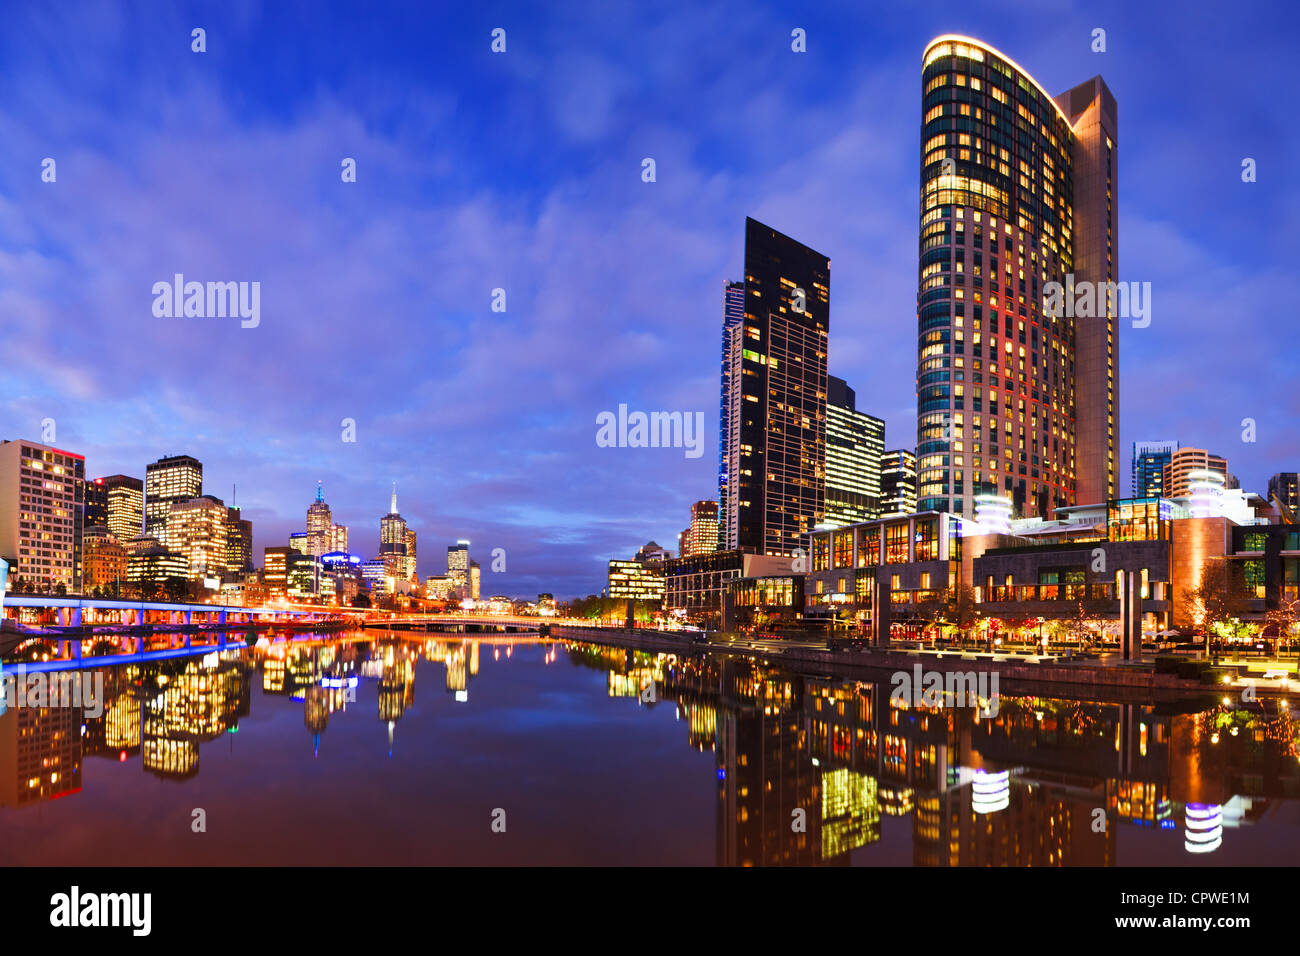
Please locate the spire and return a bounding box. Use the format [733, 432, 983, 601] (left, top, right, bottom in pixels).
[391, 482, 398, 515]
[315, 480, 324, 503]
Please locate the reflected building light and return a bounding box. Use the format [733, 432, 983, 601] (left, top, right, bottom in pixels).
[971, 769, 1010, 815]
[1184, 803, 1222, 854]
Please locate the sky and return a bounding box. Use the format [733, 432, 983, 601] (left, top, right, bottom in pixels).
[1, 0, 1296, 599]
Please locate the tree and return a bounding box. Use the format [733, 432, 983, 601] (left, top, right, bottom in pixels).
[1265, 596, 1300, 654]
[351, 593, 372, 609]
[1181, 559, 1251, 656]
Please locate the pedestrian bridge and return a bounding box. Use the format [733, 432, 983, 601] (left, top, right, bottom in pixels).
[1, 594, 341, 629]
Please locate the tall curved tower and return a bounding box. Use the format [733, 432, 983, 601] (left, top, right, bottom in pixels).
[916, 36, 1117, 520]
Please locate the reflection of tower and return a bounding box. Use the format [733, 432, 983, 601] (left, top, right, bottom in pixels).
[378, 656, 414, 727]
[914, 777, 1114, 866]
[305, 684, 329, 733]
[445, 644, 468, 700]
[715, 661, 829, 866]
[0, 678, 84, 806]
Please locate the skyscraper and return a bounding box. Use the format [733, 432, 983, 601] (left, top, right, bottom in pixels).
[404, 528, 418, 581]
[379, 484, 407, 575]
[306, 483, 332, 557]
[0, 439, 85, 592]
[722, 217, 830, 555]
[718, 279, 745, 548]
[683, 500, 720, 558]
[165, 495, 228, 579]
[447, 540, 470, 596]
[1163, 448, 1228, 500]
[916, 37, 1118, 519]
[1132, 440, 1179, 498]
[145, 455, 202, 538]
[87, 474, 144, 542]
[823, 375, 885, 528]
[880, 449, 918, 516]
[226, 505, 253, 573]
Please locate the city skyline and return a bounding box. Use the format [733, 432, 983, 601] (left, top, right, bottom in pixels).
[1, 2, 1294, 598]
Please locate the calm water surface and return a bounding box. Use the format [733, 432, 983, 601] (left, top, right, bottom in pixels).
[2, 630, 1298, 866]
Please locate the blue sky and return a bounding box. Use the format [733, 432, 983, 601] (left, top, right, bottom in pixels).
[1, 0, 1296, 598]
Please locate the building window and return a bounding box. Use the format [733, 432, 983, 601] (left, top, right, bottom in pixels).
[885, 523, 909, 564]
[858, 527, 880, 567]
[915, 518, 939, 561]
[833, 531, 853, 569]
[813, 536, 829, 572]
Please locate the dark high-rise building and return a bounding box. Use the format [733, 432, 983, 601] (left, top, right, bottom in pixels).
[721, 217, 830, 556]
[916, 37, 1118, 519]
[1132, 441, 1179, 498]
[226, 505, 253, 573]
[718, 280, 746, 547]
[144, 455, 202, 538]
[823, 375, 885, 528]
[1268, 473, 1300, 513]
[880, 449, 918, 516]
[87, 474, 144, 543]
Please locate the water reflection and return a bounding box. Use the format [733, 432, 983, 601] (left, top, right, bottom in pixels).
[2, 632, 1298, 865]
[568, 642, 1300, 865]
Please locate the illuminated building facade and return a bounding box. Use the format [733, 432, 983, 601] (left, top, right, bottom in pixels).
[447, 541, 469, 595]
[306, 483, 332, 557]
[635, 540, 671, 563]
[83, 526, 128, 590]
[127, 542, 188, 587]
[1163, 448, 1228, 500]
[684, 500, 720, 558]
[287, 552, 322, 597]
[880, 449, 917, 516]
[718, 279, 745, 548]
[263, 546, 292, 595]
[916, 37, 1118, 519]
[87, 474, 143, 543]
[663, 550, 795, 624]
[607, 560, 664, 602]
[405, 528, 417, 581]
[226, 505, 253, 572]
[469, 560, 481, 600]
[288, 532, 309, 553]
[361, 558, 388, 596]
[722, 217, 830, 556]
[379, 484, 407, 572]
[424, 574, 457, 600]
[164, 494, 229, 579]
[824, 375, 885, 528]
[0, 439, 85, 592]
[144, 455, 202, 538]
[1132, 440, 1178, 498]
